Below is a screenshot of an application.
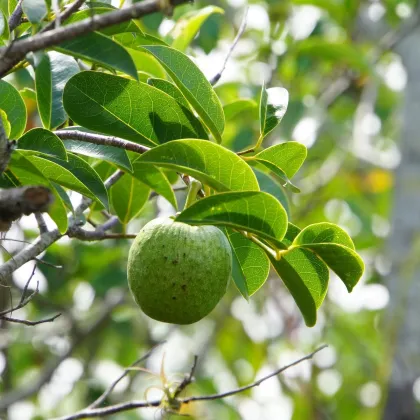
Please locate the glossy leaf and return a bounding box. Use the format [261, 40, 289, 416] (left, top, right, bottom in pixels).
[23, 153, 109, 209]
[56, 32, 138, 79]
[0, 109, 10, 137]
[0, 9, 9, 43]
[131, 161, 177, 209]
[292, 223, 364, 291]
[9, 152, 68, 233]
[260, 85, 289, 140]
[17, 128, 68, 160]
[255, 142, 307, 178]
[114, 32, 167, 49]
[0, 80, 26, 139]
[35, 52, 79, 130]
[224, 99, 257, 121]
[254, 168, 290, 217]
[175, 191, 288, 243]
[143, 46, 225, 142]
[111, 175, 150, 224]
[169, 6, 224, 51]
[147, 78, 189, 108]
[63, 72, 207, 147]
[137, 139, 259, 191]
[22, 0, 47, 23]
[226, 229, 270, 298]
[268, 247, 329, 327]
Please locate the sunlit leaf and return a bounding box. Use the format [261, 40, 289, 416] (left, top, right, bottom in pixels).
[0, 80, 26, 139]
[260, 84, 288, 140]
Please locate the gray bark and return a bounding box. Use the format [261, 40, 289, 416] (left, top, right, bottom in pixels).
[383, 28, 420, 420]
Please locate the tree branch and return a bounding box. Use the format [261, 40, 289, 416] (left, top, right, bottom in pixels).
[0, 0, 192, 77]
[0, 291, 125, 410]
[54, 345, 327, 420]
[41, 0, 87, 32]
[55, 130, 150, 155]
[209, 7, 248, 86]
[2, 312, 62, 326]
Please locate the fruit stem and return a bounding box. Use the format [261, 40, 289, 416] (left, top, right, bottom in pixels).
[184, 179, 203, 209]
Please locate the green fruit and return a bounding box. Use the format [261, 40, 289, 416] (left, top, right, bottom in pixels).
[127, 217, 232, 324]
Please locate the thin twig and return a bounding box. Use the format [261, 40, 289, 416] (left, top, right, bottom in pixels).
[53, 345, 326, 420]
[173, 355, 198, 398]
[42, 0, 87, 32]
[0, 0, 191, 76]
[34, 257, 63, 269]
[55, 130, 150, 155]
[209, 7, 248, 86]
[8, 0, 24, 32]
[89, 342, 165, 409]
[35, 212, 48, 234]
[2, 312, 61, 326]
[68, 227, 136, 241]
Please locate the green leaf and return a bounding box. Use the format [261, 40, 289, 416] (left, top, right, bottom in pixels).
[17, 128, 68, 160]
[142, 46, 225, 142]
[52, 182, 74, 213]
[59, 127, 132, 172]
[224, 99, 257, 121]
[147, 78, 189, 108]
[19, 87, 36, 101]
[169, 6, 224, 52]
[0, 80, 26, 139]
[66, 7, 143, 36]
[63, 72, 207, 147]
[0, 109, 10, 137]
[9, 153, 68, 233]
[126, 49, 167, 79]
[137, 139, 259, 191]
[292, 223, 364, 292]
[249, 158, 300, 193]
[282, 223, 301, 247]
[111, 175, 150, 224]
[295, 39, 372, 73]
[175, 191, 288, 244]
[253, 168, 290, 217]
[0, 9, 9, 43]
[226, 228, 270, 298]
[23, 153, 109, 209]
[255, 142, 307, 178]
[114, 32, 167, 49]
[56, 32, 138, 79]
[35, 52, 79, 130]
[131, 161, 177, 209]
[22, 0, 47, 23]
[260, 84, 288, 140]
[268, 247, 329, 327]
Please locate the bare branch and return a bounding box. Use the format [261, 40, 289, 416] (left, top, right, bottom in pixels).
[89, 342, 165, 409]
[173, 355, 198, 398]
[8, 0, 24, 32]
[0, 0, 192, 77]
[35, 212, 49, 234]
[0, 291, 125, 410]
[42, 0, 87, 32]
[209, 8, 248, 86]
[2, 312, 62, 326]
[55, 130, 150, 155]
[54, 345, 326, 420]
[68, 227, 136, 241]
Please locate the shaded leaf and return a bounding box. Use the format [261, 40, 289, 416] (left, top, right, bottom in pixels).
[175, 191, 288, 244]
[9, 152, 68, 233]
[169, 6, 224, 51]
[137, 139, 259, 191]
[260, 84, 288, 140]
[56, 32, 138, 79]
[147, 78, 189, 108]
[111, 175, 150, 224]
[0, 109, 10, 137]
[0, 9, 9, 44]
[17, 128, 68, 160]
[0, 80, 26, 139]
[268, 247, 329, 327]
[22, 0, 47, 23]
[131, 161, 177, 209]
[226, 229, 270, 298]
[143, 46, 224, 142]
[63, 72, 207, 147]
[35, 52, 79, 130]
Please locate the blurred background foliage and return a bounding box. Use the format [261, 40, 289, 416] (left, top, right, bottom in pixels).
[1, 0, 417, 419]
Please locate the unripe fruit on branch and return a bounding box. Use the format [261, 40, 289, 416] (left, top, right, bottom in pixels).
[127, 217, 232, 324]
